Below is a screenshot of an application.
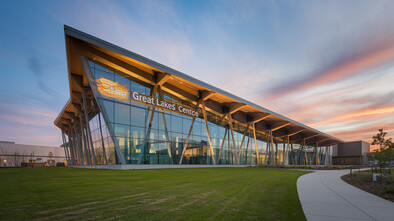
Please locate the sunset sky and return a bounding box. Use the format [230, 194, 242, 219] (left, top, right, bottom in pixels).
[0, 0, 393, 148]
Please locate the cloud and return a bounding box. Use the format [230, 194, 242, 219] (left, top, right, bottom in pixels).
[49, 0, 193, 69]
[27, 51, 61, 96]
[266, 38, 394, 101]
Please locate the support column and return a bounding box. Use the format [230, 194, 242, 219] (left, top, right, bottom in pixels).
[98, 113, 108, 164]
[82, 90, 97, 165]
[283, 136, 289, 166]
[228, 114, 238, 164]
[83, 127, 93, 164]
[316, 143, 320, 165]
[79, 113, 90, 165]
[238, 124, 249, 161]
[275, 142, 278, 165]
[179, 117, 196, 165]
[72, 126, 80, 165]
[243, 133, 250, 164]
[216, 126, 228, 165]
[201, 101, 216, 165]
[270, 130, 274, 165]
[303, 139, 309, 165]
[69, 125, 77, 165]
[74, 119, 84, 165]
[138, 86, 158, 164]
[290, 143, 294, 165]
[158, 88, 172, 163]
[66, 128, 74, 165]
[264, 132, 269, 165]
[252, 123, 260, 165]
[61, 129, 71, 165]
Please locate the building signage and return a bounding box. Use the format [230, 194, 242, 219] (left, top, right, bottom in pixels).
[97, 78, 129, 102]
[96, 78, 199, 117]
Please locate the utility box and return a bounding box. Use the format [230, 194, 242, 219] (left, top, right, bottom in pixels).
[332, 141, 370, 165]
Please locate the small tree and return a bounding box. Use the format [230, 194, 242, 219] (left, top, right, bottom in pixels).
[369, 129, 394, 172]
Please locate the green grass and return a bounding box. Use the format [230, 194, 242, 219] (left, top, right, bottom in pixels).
[0, 167, 308, 221]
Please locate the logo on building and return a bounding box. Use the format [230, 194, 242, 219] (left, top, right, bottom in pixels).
[96, 78, 129, 102]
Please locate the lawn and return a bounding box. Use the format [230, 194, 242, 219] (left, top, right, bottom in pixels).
[342, 169, 393, 202]
[0, 167, 308, 221]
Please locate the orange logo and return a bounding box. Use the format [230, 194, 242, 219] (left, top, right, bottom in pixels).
[96, 78, 129, 101]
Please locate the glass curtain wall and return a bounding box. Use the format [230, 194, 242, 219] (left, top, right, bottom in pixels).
[83, 60, 327, 165]
[85, 60, 266, 165]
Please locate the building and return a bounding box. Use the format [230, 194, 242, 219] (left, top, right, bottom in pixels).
[54, 25, 344, 166]
[332, 141, 370, 165]
[0, 141, 66, 167]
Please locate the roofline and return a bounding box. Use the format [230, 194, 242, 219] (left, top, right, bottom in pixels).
[54, 99, 71, 125]
[63, 25, 345, 144]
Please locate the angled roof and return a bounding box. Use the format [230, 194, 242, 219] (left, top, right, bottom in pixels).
[55, 25, 344, 146]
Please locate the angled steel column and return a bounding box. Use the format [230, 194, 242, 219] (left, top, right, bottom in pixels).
[290, 142, 294, 165]
[67, 127, 74, 165]
[138, 108, 155, 164]
[72, 126, 80, 165]
[79, 113, 90, 165]
[82, 90, 97, 165]
[179, 117, 196, 165]
[303, 139, 309, 165]
[270, 130, 274, 165]
[297, 141, 303, 165]
[138, 86, 158, 164]
[83, 127, 93, 164]
[264, 132, 269, 165]
[275, 141, 278, 165]
[74, 119, 84, 165]
[244, 132, 250, 164]
[315, 143, 319, 165]
[98, 113, 107, 164]
[283, 136, 289, 166]
[227, 128, 231, 164]
[157, 87, 172, 163]
[228, 114, 239, 164]
[216, 126, 228, 165]
[201, 101, 216, 165]
[252, 123, 260, 165]
[238, 124, 249, 161]
[81, 113, 92, 165]
[324, 146, 328, 165]
[61, 129, 71, 165]
[69, 125, 77, 165]
[79, 113, 92, 165]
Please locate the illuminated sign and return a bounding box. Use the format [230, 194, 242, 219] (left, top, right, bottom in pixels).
[96, 78, 199, 117]
[97, 78, 129, 102]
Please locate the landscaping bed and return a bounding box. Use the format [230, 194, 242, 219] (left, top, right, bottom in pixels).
[341, 169, 393, 202]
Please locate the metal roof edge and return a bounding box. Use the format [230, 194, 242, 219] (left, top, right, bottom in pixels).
[54, 99, 71, 126]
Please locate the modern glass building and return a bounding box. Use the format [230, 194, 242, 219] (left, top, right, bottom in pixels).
[54, 26, 344, 166]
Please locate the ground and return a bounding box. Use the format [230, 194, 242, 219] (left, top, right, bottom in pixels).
[341, 169, 394, 202]
[0, 167, 308, 221]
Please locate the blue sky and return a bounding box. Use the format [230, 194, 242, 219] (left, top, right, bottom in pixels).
[1, 0, 394, 147]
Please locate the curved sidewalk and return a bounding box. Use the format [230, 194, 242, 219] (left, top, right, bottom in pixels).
[297, 169, 393, 221]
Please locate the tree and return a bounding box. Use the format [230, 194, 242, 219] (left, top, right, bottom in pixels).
[369, 129, 394, 171]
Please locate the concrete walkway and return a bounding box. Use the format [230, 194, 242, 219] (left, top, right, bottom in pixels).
[297, 169, 393, 221]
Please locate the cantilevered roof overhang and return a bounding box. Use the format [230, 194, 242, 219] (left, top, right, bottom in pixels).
[55, 25, 344, 147]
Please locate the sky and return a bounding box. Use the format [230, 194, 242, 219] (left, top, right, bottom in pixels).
[0, 0, 393, 149]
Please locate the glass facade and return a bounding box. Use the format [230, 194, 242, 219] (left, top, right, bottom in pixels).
[85, 60, 270, 165]
[58, 59, 328, 166]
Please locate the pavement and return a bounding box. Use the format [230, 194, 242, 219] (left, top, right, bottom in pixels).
[297, 169, 394, 221]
